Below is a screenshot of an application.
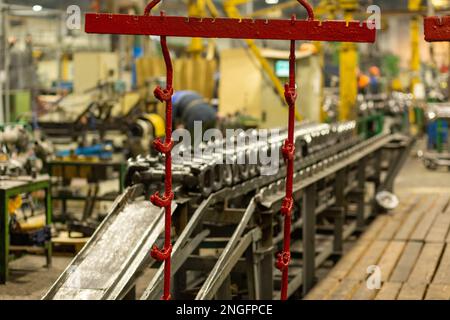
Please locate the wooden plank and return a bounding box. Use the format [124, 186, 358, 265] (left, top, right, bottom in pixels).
[433, 245, 450, 285]
[390, 242, 423, 283]
[397, 283, 427, 300]
[304, 278, 340, 300]
[378, 241, 406, 282]
[407, 243, 444, 285]
[411, 196, 449, 242]
[375, 282, 402, 300]
[395, 196, 437, 241]
[425, 284, 450, 300]
[378, 220, 403, 241]
[328, 279, 360, 300]
[378, 197, 418, 241]
[326, 241, 369, 280]
[351, 282, 378, 300]
[425, 210, 450, 243]
[347, 241, 389, 281]
[359, 216, 389, 242]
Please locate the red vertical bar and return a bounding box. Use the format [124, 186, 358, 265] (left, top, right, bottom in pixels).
[149, 35, 175, 301]
[277, 39, 297, 301]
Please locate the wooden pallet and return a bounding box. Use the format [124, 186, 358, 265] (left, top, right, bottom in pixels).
[305, 193, 450, 300]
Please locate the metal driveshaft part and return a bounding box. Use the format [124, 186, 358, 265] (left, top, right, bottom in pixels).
[424, 16, 450, 42]
[85, 0, 376, 301]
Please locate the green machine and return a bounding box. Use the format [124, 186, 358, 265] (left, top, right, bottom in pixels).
[2, 90, 31, 122]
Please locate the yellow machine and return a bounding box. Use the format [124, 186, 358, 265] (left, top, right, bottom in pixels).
[409, 0, 423, 95]
[215, 0, 303, 121]
[128, 113, 165, 157]
[338, 0, 359, 121]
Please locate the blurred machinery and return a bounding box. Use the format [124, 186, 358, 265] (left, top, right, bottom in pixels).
[38, 79, 141, 142]
[420, 103, 450, 170]
[0, 123, 53, 283]
[127, 114, 165, 158]
[0, 123, 53, 177]
[357, 92, 418, 136]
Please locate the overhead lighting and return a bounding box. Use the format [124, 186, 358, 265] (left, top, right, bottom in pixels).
[431, 0, 450, 9]
[265, 0, 279, 4]
[32, 5, 43, 12]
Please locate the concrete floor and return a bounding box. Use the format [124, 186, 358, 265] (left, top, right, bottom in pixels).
[395, 140, 450, 194]
[1, 139, 449, 300]
[0, 255, 72, 300]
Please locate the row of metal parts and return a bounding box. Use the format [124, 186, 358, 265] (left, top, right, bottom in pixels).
[125, 121, 358, 198]
[357, 92, 415, 115]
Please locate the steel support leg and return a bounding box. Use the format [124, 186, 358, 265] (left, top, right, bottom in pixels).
[173, 267, 187, 300]
[258, 211, 274, 300]
[302, 183, 316, 296]
[373, 150, 382, 191]
[45, 185, 53, 267]
[215, 275, 232, 300]
[382, 138, 414, 192]
[356, 158, 367, 231]
[0, 190, 7, 284]
[245, 246, 257, 300]
[333, 170, 346, 256]
[123, 286, 136, 300]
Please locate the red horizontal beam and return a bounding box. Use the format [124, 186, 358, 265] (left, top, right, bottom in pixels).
[85, 13, 376, 43]
[424, 16, 450, 42]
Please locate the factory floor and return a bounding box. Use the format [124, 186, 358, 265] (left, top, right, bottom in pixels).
[0, 139, 449, 300]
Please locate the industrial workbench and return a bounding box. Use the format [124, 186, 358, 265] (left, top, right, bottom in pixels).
[0, 175, 52, 284]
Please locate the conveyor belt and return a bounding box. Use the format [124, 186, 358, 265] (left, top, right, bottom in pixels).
[44, 133, 412, 300]
[43, 185, 176, 300]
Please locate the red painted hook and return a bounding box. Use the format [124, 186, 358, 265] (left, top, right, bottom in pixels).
[297, 0, 315, 20]
[144, 0, 162, 16]
[151, 244, 173, 261]
[150, 191, 174, 208]
[276, 251, 291, 272]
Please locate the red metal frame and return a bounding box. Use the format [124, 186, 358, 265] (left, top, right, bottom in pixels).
[85, 14, 376, 43]
[85, 0, 376, 301]
[424, 16, 450, 42]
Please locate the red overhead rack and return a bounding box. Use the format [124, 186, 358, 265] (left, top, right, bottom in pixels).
[424, 16, 450, 42]
[85, 0, 376, 301]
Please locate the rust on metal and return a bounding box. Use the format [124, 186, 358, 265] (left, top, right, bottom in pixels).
[424, 16, 450, 42]
[85, 14, 376, 43]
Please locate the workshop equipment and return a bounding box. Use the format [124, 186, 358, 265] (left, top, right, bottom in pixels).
[45, 126, 413, 300]
[0, 176, 52, 284]
[127, 113, 165, 158]
[0, 124, 53, 177]
[420, 103, 450, 170]
[422, 14, 450, 169]
[48, 157, 126, 235]
[56, 142, 114, 160]
[85, 0, 376, 301]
